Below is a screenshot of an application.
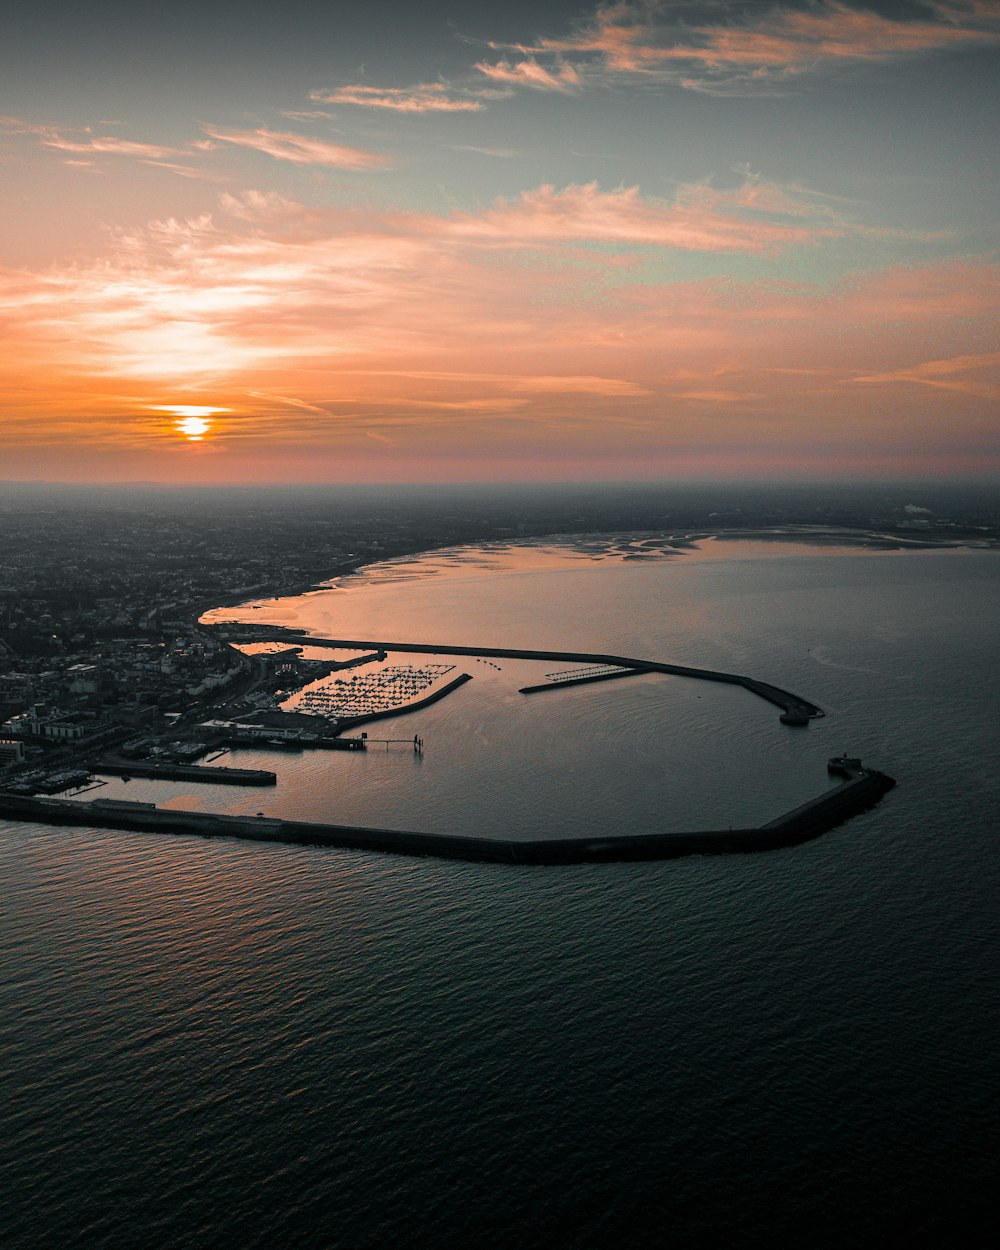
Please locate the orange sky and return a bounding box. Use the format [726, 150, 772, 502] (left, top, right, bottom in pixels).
[3, 2, 999, 482]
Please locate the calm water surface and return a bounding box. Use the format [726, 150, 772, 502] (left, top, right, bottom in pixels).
[3, 538, 999, 1247]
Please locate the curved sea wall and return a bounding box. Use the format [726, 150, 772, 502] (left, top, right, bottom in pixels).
[0, 768, 895, 866]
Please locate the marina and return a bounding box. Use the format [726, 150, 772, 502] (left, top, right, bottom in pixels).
[290, 662, 460, 720]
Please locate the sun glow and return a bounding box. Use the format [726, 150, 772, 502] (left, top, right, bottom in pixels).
[149, 405, 230, 442]
[178, 416, 211, 439]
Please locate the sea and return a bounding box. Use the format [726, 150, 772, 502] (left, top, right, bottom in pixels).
[3, 534, 999, 1248]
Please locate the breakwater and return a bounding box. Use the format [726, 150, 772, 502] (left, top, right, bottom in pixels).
[95, 759, 277, 786]
[213, 629, 823, 724]
[0, 763, 894, 865]
[519, 669, 644, 694]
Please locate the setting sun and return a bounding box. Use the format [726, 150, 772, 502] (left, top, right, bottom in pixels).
[148, 405, 229, 442]
[177, 416, 211, 440]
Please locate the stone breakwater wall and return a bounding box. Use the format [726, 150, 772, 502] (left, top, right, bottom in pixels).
[0, 769, 895, 866]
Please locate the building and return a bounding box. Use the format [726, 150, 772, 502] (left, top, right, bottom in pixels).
[0, 739, 26, 764]
[67, 664, 101, 695]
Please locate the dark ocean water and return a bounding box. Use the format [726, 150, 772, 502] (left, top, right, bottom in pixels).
[3, 539, 999, 1247]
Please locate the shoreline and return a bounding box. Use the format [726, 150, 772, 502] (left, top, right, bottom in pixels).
[196, 526, 997, 635]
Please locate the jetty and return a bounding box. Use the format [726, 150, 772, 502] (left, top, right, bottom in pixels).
[519, 668, 643, 694]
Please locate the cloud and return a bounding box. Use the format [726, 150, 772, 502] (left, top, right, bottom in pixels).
[311, 83, 483, 112]
[675, 389, 763, 403]
[138, 160, 228, 182]
[217, 189, 307, 221]
[2, 183, 974, 391]
[436, 180, 848, 253]
[512, 375, 650, 396]
[398, 398, 531, 411]
[201, 126, 391, 168]
[0, 116, 229, 181]
[474, 59, 580, 92]
[853, 349, 1000, 397]
[2, 183, 996, 479]
[43, 135, 188, 159]
[503, 0, 1000, 93]
[1, 116, 190, 161]
[450, 144, 520, 158]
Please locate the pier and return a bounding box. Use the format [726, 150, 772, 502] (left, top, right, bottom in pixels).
[352, 734, 425, 753]
[519, 668, 644, 694]
[94, 758, 277, 786]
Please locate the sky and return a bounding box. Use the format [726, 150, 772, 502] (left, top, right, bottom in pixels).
[2, 0, 998, 484]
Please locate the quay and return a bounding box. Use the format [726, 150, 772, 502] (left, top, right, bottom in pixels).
[94, 758, 277, 786]
[0, 759, 895, 866]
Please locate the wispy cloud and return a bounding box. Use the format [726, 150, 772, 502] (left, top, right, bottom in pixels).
[201, 126, 391, 168]
[138, 160, 229, 182]
[511, 375, 650, 396]
[0, 116, 217, 180]
[853, 349, 1000, 397]
[449, 144, 520, 159]
[0, 114, 388, 176]
[488, 0, 1000, 94]
[1, 116, 190, 161]
[675, 388, 764, 403]
[311, 83, 482, 112]
[42, 135, 188, 159]
[474, 58, 580, 92]
[282, 109, 339, 122]
[398, 397, 531, 411]
[433, 178, 892, 254]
